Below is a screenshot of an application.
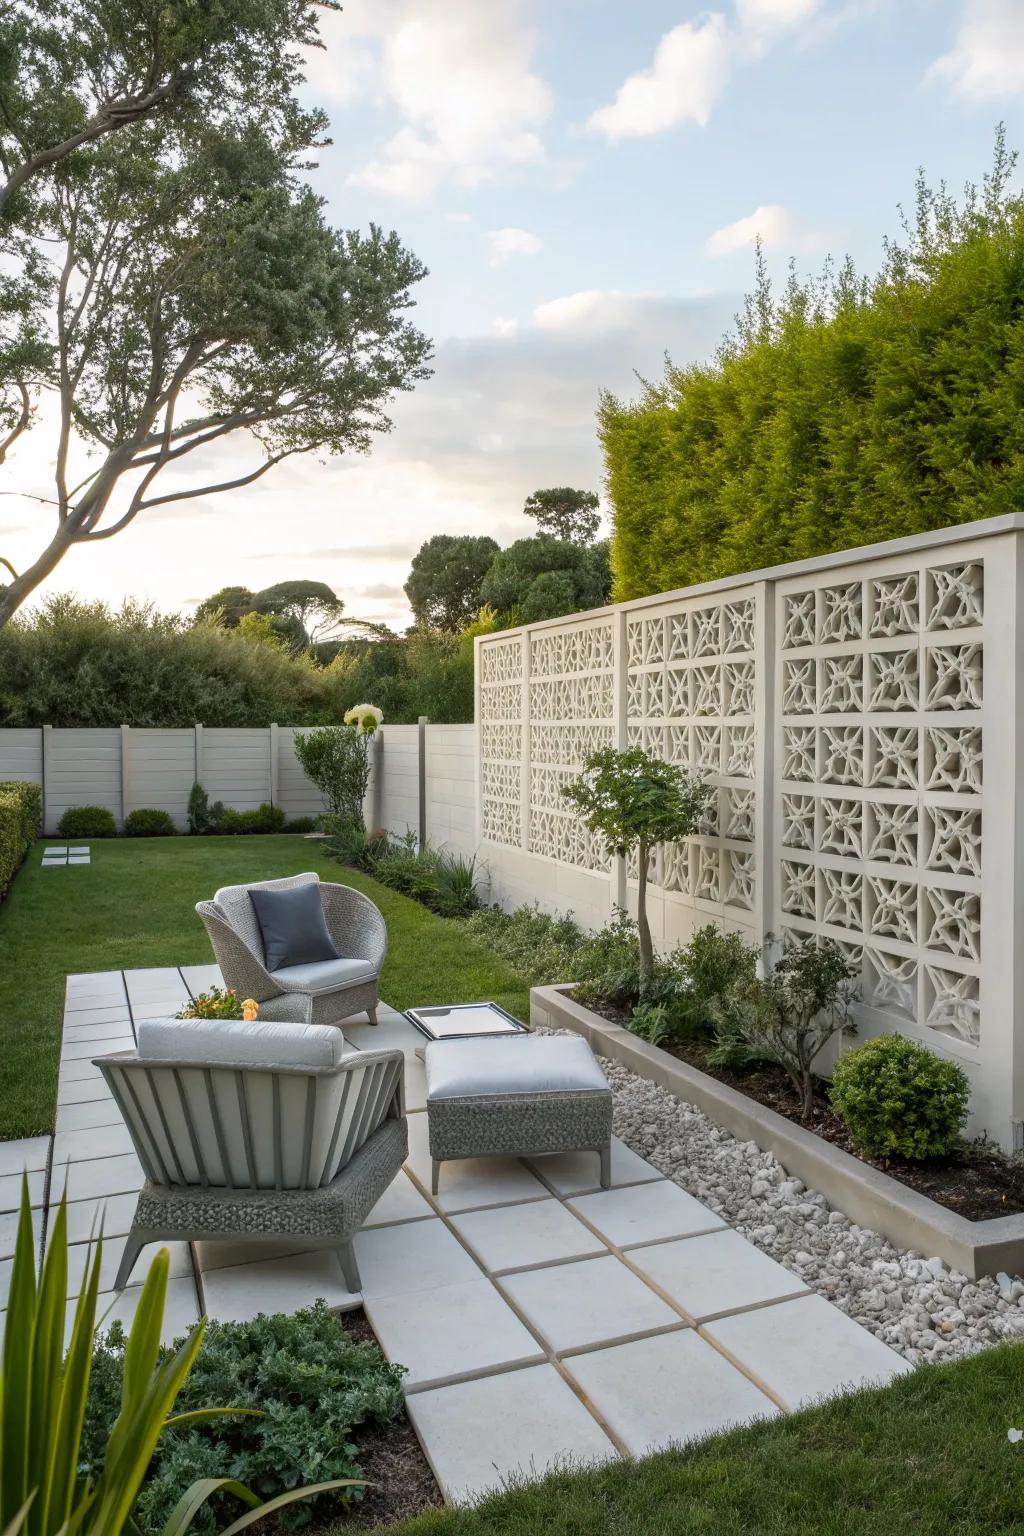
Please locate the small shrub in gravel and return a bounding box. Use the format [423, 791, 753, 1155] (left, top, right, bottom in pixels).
[831, 1034, 971, 1162]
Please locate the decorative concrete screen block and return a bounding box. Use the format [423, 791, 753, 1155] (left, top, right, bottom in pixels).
[479, 636, 525, 848]
[775, 546, 989, 1062]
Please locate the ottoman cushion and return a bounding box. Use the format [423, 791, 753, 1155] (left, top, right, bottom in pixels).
[426, 1035, 608, 1101]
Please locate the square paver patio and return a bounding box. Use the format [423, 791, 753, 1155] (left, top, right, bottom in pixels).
[500, 1252, 683, 1354]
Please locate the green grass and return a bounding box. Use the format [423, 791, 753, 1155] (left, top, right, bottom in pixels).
[0, 835, 530, 1139]
[378, 1341, 1024, 1536]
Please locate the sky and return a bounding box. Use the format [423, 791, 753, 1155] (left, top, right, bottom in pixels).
[5, 0, 1024, 631]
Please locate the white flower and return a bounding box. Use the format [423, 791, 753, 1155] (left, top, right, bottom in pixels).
[344, 703, 383, 735]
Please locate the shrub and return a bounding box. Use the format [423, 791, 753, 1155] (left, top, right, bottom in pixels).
[830, 1034, 971, 1162]
[429, 847, 482, 917]
[675, 924, 760, 1032]
[710, 937, 859, 1120]
[283, 815, 317, 833]
[460, 904, 585, 986]
[215, 803, 286, 834]
[123, 807, 176, 837]
[81, 1302, 406, 1535]
[187, 780, 221, 834]
[57, 804, 117, 838]
[0, 779, 41, 896]
[294, 720, 376, 826]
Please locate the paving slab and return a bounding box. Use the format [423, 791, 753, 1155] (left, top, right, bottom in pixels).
[0, 1136, 50, 1177]
[565, 1329, 780, 1456]
[57, 1076, 114, 1106]
[568, 1180, 726, 1249]
[628, 1229, 809, 1322]
[196, 1236, 324, 1271]
[66, 971, 125, 997]
[0, 1205, 41, 1260]
[51, 1152, 143, 1203]
[702, 1293, 913, 1410]
[362, 1169, 434, 1228]
[63, 1191, 140, 1244]
[406, 1362, 617, 1504]
[58, 1057, 109, 1084]
[0, 1169, 46, 1213]
[451, 1198, 608, 1273]
[178, 963, 224, 996]
[354, 1217, 480, 1299]
[74, 1276, 200, 1347]
[66, 1235, 193, 1295]
[405, 1115, 547, 1212]
[500, 1253, 682, 1355]
[528, 1137, 663, 1196]
[61, 1036, 131, 1062]
[55, 1099, 124, 1133]
[365, 1277, 544, 1390]
[53, 1123, 137, 1165]
[202, 1251, 358, 1322]
[345, 1016, 425, 1058]
[61, 1007, 132, 1030]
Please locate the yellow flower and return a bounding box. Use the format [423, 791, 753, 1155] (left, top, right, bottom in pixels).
[241, 998, 259, 1021]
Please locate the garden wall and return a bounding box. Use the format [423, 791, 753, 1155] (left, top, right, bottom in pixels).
[475, 513, 1024, 1149]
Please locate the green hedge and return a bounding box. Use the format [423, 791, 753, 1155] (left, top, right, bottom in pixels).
[601, 148, 1024, 599]
[0, 780, 42, 897]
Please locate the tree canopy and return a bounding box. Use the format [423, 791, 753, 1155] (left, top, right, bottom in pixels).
[523, 487, 601, 545]
[480, 535, 612, 623]
[404, 533, 500, 631]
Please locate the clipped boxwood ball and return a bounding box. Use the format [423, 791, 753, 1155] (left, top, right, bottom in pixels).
[57, 805, 118, 839]
[124, 807, 176, 837]
[830, 1034, 970, 1162]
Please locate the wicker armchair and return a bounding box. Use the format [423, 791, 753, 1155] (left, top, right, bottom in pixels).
[196, 872, 386, 1028]
[97, 1017, 407, 1291]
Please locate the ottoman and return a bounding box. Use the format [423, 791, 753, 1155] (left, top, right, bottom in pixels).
[424, 1034, 613, 1194]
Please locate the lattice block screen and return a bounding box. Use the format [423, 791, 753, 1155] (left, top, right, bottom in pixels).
[478, 635, 524, 848]
[625, 591, 759, 921]
[528, 620, 615, 869]
[776, 556, 985, 1048]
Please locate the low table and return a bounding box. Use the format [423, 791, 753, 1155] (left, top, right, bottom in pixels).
[406, 1001, 528, 1041]
[424, 1034, 613, 1194]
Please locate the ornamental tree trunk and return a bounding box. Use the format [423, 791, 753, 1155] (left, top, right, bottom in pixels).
[636, 836, 654, 999]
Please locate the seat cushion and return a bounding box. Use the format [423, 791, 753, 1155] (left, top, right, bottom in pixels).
[135, 1016, 348, 1069]
[249, 881, 339, 972]
[425, 1035, 609, 1101]
[270, 955, 378, 993]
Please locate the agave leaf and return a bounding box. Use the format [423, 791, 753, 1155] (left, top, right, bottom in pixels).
[163, 1409, 263, 1429]
[28, 1201, 69, 1536]
[0, 1493, 35, 1536]
[46, 1230, 102, 1535]
[1, 1181, 38, 1523]
[217, 1480, 367, 1536]
[157, 1478, 260, 1536]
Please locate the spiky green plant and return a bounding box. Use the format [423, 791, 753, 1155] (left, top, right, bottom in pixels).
[0, 1180, 356, 1536]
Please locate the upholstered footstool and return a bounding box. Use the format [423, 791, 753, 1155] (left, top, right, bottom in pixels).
[424, 1034, 613, 1194]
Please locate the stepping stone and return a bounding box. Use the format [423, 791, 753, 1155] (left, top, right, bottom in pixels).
[628, 1229, 809, 1321]
[202, 1251, 358, 1322]
[406, 1362, 617, 1504]
[68, 847, 89, 855]
[566, 1329, 780, 1456]
[702, 1292, 913, 1411]
[452, 1197, 608, 1273]
[365, 1277, 544, 1389]
[68, 856, 90, 865]
[568, 1180, 725, 1248]
[500, 1252, 681, 1354]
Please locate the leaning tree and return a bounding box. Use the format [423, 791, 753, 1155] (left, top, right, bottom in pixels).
[0, 1, 432, 625]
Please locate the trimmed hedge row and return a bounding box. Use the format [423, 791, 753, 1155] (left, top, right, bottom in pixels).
[0, 780, 42, 897]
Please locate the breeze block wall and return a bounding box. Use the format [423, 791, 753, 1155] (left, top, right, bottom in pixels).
[476, 513, 1024, 1148]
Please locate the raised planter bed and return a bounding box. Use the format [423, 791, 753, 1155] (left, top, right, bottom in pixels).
[531, 983, 1024, 1281]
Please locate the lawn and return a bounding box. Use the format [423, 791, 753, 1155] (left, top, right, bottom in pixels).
[0, 835, 530, 1139]
[379, 1340, 1024, 1536]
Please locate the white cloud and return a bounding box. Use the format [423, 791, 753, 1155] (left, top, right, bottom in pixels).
[490, 316, 520, 338]
[486, 227, 542, 267]
[532, 289, 658, 335]
[928, 0, 1024, 101]
[347, 0, 552, 201]
[706, 203, 826, 256]
[585, 15, 732, 140]
[736, 0, 821, 34]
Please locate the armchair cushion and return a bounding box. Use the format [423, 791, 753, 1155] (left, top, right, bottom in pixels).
[249, 881, 338, 972]
[136, 1016, 348, 1070]
[270, 955, 378, 993]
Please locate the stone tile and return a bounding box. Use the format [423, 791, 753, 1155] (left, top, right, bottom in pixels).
[63, 1013, 133, 1035]
[68, 856, 90, 865]
[362, 1169, 434, 1228]
[59, 1057, 108, 1083]
[404, 1055, 427, 1112]
[568, 1181, 725, 1249]
[63, 993, 128, 1014]
[565, 1330, 779, 1456]
[0, 1205, 41, 1259]
[529, 1137, 663, 1196]
[179, 963, 223, 995]
[57, 1076, 114, 1106]
[66, 970, 125, 997]
[345, 1017, 424, 1058]
[0, 1136, 49, 1176]
[629, 1229, 809, 1322]
[66, 1235, 193, 1295]
[702, 1293, 913, 1411]
[353, 1217, 480, 1300]
[500, 1254, 681, 1354]
[202, 1251, 358, 1322]
[406, 1363, 616, 1504]
[61, 1036, 129, 1062]
[75, 1277, 200, 1347]
[68, 846, 89, 855]
[196, 1236, 322, 1271]
[0, 1169, 45, 1213]
[53, 1123, 136, 1165]
[452, 1198, 608, 1273]
[55, 1099, 124, 1133]
[365, 1278, 544, 1389]
[405, 1114, 547, 1212]
[64, 1191, 140, 1243]
[0, 1256, 11, 1305]
[51, 1152, 143, 1203]
[124, 967, 183, 986]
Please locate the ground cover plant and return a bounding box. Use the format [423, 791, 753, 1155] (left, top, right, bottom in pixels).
[327, 829, 482, 918]
[0, 835, 530, 1138]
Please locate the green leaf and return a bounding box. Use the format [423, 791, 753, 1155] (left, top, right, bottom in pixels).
[158, 1478, 260, 1536]
[217, 1480, 367, 1536]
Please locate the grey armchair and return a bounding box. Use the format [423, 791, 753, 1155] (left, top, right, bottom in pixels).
[196, 872, 386, 1028]
[97, 1016, 407, 1292]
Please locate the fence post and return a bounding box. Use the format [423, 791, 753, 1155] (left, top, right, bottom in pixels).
[119, 724, 130, 827]
[41, 724, 51, 834]
[194, 723, 204, 788]
[418, 716, 428, 849]
[269, 722, 280, 808]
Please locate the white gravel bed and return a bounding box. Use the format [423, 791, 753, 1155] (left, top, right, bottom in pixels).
[605, 1057, 1024, 1366]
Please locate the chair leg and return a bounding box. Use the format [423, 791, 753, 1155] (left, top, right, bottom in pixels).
[113, 1228, 148, 1291]
[431, 1159, 441, 1196]
[599, 1144, 612, 1190]
[338, 1240, 361, 1293]
[367, 1007, 378, 1025]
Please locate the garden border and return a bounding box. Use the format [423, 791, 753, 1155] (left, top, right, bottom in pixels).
[531, 983, 1024, 1281]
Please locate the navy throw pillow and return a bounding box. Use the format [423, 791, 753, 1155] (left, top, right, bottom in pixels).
[248, 883, 339, 972]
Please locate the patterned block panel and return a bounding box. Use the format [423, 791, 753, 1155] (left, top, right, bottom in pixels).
[777, 557, 984, 1047]
[478, 637, 524, 849]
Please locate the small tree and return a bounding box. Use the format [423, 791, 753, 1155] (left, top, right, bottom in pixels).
[294, 706, 381, 828]
[560, 747, 711, 998]
[710, 937, 858, 1121]
[523, 487, 600, 544]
